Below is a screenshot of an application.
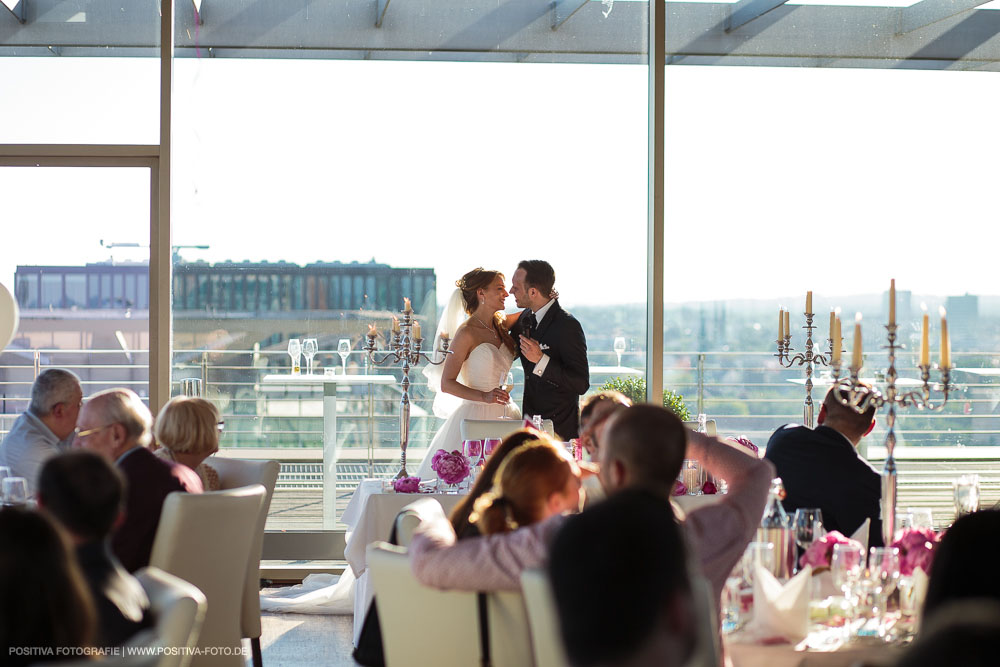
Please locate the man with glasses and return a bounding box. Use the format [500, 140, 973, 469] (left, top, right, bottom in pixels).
[578, 391, 631, 507]
[0, 368, 82, 495]
[75, 388, 203, 572]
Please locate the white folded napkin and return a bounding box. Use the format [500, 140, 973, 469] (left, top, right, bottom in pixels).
[748, 564, 813, 642]
[851, 518, 871, 552]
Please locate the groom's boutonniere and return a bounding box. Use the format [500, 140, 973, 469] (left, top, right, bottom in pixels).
[540, 343, 551, 350]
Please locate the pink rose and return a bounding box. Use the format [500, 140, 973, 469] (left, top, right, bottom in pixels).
[673, 480, 688, 496]
[799, 531, 861, 569]
[892, 527, 939, 576]
[727, 436, 759, 456]
[392, 476, 421, 493]
[433, 450, 471, 486]
[702, 480, 718, 495]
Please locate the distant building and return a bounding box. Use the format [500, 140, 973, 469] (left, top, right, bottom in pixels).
[945, 294, 978, 329]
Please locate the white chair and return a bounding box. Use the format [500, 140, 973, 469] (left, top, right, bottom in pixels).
[150, 485, 267, 667]
[682, 419, 718, 436]
[462, 418, 555, 442]
[520, 569, 569, 667]
[205, 456, 280, 667]
[44, 568, 207, 667]
[393, 497, 447, 547]
[685, 575, 721, 667]
[368, 543, 536, 667]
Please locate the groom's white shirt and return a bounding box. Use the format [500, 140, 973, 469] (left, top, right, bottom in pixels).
[529, 298, 555, 377]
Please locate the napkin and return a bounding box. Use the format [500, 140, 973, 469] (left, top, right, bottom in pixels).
[747, 564, 813, 642]
[851, 518, 871, 552]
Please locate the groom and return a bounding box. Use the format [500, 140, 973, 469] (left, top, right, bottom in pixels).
[510, 260, 590, 440]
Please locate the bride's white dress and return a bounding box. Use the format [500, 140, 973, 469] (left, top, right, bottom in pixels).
[415, 342, 521, 479]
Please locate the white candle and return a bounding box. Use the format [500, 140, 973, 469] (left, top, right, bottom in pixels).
[784, 310, 790, 340]
[940, 307, 951, 369]
[832, 316, 842, 365]
[391, 316, 400, 334]
[920, 304, 929, 367]
[851, 312, 863, 371]
[440, 331, 450, 341]
[806, 291, 813, 315]
[367, 323, 378, 337]
[412, 321, 422, 340]
[778, 308, 785, 340]
[403, 297, 412, 313]
[889, 279, 896, 327]
[829, 310, 836, 342]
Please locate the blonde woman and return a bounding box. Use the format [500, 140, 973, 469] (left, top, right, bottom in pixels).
[153, 396, 221, 491]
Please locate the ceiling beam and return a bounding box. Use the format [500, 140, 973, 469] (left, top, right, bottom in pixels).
[897, 0, 993, 35]
[726, 0, 790, 32]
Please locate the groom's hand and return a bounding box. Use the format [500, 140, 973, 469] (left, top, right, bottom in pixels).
[519, 335, 544, 364]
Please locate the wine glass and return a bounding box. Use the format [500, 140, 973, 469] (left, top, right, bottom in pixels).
[954, 474, 980, 517]
[741, 541, 775, 584]
[867, 547, 900, 636]
[793, 508, 824, 552]
[613, 336, 626, 367]
[831, 543, 863, 637]
[500, 371, 514, 418]
[302, 338, 318, 375]
[2, 477, 28, 506]
[483, 438, 502, 459]
[338, 338, 352, 375]
[287, 338, 302, 375]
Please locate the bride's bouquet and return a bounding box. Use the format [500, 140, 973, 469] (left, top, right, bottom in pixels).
[431, 449, 471, 486]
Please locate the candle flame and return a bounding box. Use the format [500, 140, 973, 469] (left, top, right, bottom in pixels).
[921, 302, 928, 312]
[835, 306, 841, 316]
[855, 312, 863, 323]
[939, 306, 947, 317]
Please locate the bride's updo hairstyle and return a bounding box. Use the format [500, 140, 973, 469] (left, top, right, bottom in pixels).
[470, 436, 579, 536]
[456, 267, 504, 315]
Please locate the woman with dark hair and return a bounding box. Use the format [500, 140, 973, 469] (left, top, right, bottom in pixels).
[0, 506, 97, 666]
[922, 509, 1000, 621]
[470, 437, 581, 535]
[449, 429, 543, 538]
[416, 268, 523, 478]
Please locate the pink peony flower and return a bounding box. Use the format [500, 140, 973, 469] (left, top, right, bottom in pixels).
[392, 476, 421, 493]
[892, 527, 939, 576]
[702, 480, 718, 495]
[433, 450, 471, 486]
[727, 436, 759, 456]
[799, 531, 861, 569]
[673, 480, 688, 496]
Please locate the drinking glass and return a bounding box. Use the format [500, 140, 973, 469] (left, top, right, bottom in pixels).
[894, 510, 914, 542]
[463, 439, 483, 463]
[338, 338, 352, 375]
[909, 507, 935, 530]
[0, 466, 11, 487]
[954, 474, 980, 517]
[302, 338, 318, 375]
[287, 338, 302, 375]
[2, 477, 28, 506]
[831, 543, 864, 637]
[613, 336, 626, 367]
[741, 541, 776, 584]
[500, 371, 514, 418]
[483, 438, 501, 459]
[867, 547, 900, 636]
[793, 508, 824, 552]
[681, 459, 701, 495]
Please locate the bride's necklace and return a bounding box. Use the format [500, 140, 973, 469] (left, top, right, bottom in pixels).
[471, 314, 500, 341]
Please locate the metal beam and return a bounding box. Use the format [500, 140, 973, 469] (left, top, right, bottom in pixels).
[897, 0, 992, 35]
[552, 0, 589, 30]
[647, 0, 664, 405]
[375, 0, 390, 27]
[725, 0, 789, 32]
[1, 0, 25, 23]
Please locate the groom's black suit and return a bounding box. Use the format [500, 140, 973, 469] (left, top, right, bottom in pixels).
[511, 300, 590, 439]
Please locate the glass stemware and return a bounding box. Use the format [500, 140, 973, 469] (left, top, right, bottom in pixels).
[866, 547, 901, 638]
[831, 543, 864, 638]
[613, 336, 626, 367]
[338, 338, 351, 375]
[287, 338, 302, 375]
[793, 508, 824, 566]
[302, 338, 318, 375]
[500, 371, 514, 418]
[954, 474, 980, 517]
[483, 438, 501, 459]
[2, 477, 28, 506]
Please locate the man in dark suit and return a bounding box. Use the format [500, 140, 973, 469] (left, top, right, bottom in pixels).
[38, 450, 152, 646]
[509, 260, 589, 439]
[75, 388, 203, 572]
[764, 385, 883, 547]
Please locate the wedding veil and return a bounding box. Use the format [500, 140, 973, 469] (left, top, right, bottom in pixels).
[421, 288, 467, 418]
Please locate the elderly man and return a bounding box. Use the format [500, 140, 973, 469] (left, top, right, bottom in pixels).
[75, 388, 202, 572]
[0, 368, 82, 494]
[410, 404, 773, 604]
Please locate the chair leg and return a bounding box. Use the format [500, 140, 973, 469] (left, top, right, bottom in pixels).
[251, 637, 263, 667]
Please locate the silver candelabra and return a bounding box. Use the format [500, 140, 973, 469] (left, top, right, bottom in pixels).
[831, 323, 952, 546]
[364, 309, 450, 479]
[775, 311, 833, 428]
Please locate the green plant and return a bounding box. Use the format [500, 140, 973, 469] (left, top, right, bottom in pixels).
[598, 376, 692, 421]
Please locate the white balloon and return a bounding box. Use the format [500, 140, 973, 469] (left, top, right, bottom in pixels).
[0, 282, 19, 351]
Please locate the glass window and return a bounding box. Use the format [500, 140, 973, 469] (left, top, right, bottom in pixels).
[15, 272, 38, 309]
[87, 274, 100, 308]
[41, 274, 62, 308]
[65, 274, 86, 309]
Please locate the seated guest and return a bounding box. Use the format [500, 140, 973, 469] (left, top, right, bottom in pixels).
[922, 509, 1000, 621]
[450, 430, 549, 538]
[410, 404, 772, 604]
[75, 388, 203, 572]
[0, 369, 82, 495]
[0, 506, 96, 666]
[470, 438, 581, 535]
[153, 396, 222, 491]
[38, 450, 152, 646]
[577, 391, 630, 506]
[549, 489, 695, 667]
[764, 385, 882, 547]
[896, 599, 1000, 667]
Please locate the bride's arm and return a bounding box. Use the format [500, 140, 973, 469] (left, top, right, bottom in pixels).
[441, 328, 510, 404]
[502, 310, 522, 329]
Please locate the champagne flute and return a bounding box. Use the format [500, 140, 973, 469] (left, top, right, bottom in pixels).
[613, 336, 626, 367]
[287, 338, 302, 375]
[338, 338, 352, 375]
[302, 338, 318, 375]
[500, 371, 514, 418]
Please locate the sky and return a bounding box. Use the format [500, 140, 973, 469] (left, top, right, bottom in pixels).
[2, 58, 999, 308]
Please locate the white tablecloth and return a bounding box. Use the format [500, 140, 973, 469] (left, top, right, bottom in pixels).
[725, 640, 901, 667]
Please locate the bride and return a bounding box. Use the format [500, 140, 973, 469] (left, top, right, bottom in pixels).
[416, 268, 522, 479]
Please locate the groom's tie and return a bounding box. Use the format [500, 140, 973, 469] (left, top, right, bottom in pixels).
[523, 311, 537, 340]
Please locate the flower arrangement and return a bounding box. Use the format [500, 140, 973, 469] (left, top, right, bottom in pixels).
[891, 527, 939, 576]
[799, 531, 862, 570]
[431, 449, 471, 486]
[701, 479, 718, 495]
[392, 476, 421, 494]
[727, 435, 759, 457]
[672, 480, 687, 496]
